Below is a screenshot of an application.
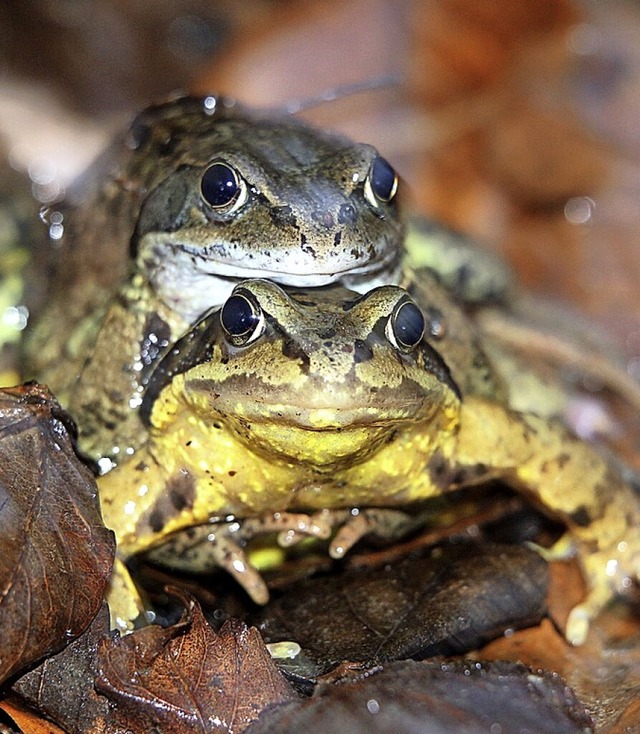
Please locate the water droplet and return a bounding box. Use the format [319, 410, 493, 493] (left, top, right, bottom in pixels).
[564, 196, 595, 225]
[366, 699, 380, 714]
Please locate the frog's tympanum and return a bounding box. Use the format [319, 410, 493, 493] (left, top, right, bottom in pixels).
[23, 95, 404, 464]
[99, 279, 640, 646]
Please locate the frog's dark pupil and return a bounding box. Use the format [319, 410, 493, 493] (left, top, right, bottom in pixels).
[393, 301, 425, 349]
[221, 295, 259, 337]
[370, 156, 397, 202]
[201, 162, 239, 208]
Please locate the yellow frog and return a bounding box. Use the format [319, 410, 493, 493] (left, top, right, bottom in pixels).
[99, 277, 640, 645]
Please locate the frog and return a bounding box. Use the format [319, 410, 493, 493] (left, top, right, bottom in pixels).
[21, 94, 406, 466]
[98, 277, 640, 646]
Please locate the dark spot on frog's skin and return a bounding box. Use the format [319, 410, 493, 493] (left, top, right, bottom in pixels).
[143, 470, 196, 533]
[319, 328, 337, 340]
[338, 202, 358, 226]
[428, 452, 487, 490]
[334, 231, 342, 247]
[301, 242, 317, 257]
[354, 339, 373, 363]
[228, 470, 237, 477]
[167, 470, 195, 512]
[149, 509, 165, 533]
[135, 460, 148, 471]
[270, 205, 297, 229]
[556, 452, 571, 469]
[156, 134, 179, 158]
[570, 506, 592, 527]
[455, 264, 472, 292]
[281, 339, 311, 371]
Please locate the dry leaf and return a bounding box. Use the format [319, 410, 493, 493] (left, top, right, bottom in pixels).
[96, 592, 295, 734]
[257, 541, 548, 674]
[0, 384, 115, 685]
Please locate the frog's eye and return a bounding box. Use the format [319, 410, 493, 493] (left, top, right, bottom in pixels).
[386, 298, 425, 351]
[364, 155, 398, 207]
[201, 161, 248, 213]
[220, 291, 265, 346]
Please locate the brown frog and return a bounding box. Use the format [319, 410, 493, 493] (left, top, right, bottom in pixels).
[23, 95, 405, 465]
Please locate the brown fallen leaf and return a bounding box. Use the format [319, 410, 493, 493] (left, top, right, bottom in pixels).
[257, 541, 548, 675]
[0, 699, 67, 733]
[11, 603, 112, 734]
[0, 384, 115, 686]
[244, 659, 593, 734]
[96, 591, 296, 734]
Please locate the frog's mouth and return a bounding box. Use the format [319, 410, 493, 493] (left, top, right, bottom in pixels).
[226, 411, 403, 469]
[143, 238, 402, 321]
[216, 398, 449, 469]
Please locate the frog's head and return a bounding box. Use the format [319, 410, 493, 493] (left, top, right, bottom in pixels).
[127, 96, 404, 322]
[146, 280, 461, 470]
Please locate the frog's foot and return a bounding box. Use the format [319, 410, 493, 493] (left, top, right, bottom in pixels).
[272, 507, 426, 558]
[565, 539, 640, 646]
[147, 511, 334, 605]
[242, 510, 335, 547]
[106, 557, 148, 633]
[328, 507, 426, 559]
[526, 533, 576, 563]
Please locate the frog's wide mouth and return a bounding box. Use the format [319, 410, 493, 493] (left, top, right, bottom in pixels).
[180, 243, 401, 283]
[225, 402, 428, 431]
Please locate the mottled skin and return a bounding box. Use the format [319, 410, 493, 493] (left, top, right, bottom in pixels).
[23, 96, 404, 462]
[100, 279, 640, 645]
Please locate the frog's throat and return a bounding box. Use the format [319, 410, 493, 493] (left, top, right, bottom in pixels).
[219, 402, 460, 469]
[227, 418, 408, 469]
[140, 238, 402, 321]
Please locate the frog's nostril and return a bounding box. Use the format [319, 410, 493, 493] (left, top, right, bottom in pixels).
[338, 202, 358, 226]
[313, 210, 335, 229]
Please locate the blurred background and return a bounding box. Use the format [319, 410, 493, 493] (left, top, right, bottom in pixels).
[1, 0, 639, 349]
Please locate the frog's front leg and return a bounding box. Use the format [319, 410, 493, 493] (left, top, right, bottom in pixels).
[456, 397, 640, 645]
[146, 510, 334, 605]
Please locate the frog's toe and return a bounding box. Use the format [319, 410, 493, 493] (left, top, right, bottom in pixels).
[106, 557, 149, 633]
[526, 533, 576, 562]
[565, 604, 591, 647]
[564, 542, 640, 645]
[564, 581, 619, 645]
[240, 509, 334, 547]
[214, 542, 270, 604]
[329, 507, 424, 559]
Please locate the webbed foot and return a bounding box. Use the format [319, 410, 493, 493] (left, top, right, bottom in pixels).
[145, 510, 334, 606]
[565, 537, 640, 645]
[273, 506, 426, 558]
